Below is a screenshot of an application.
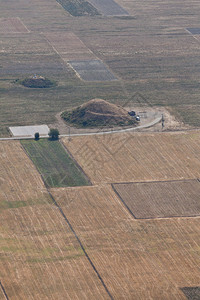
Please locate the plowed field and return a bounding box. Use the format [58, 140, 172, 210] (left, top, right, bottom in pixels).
[62, 131, 200, 184]
[112, 179, 200, 219]
[51, 185, 200, 299]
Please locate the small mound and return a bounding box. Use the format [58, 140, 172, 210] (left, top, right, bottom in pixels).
[61, 98, 136, 128]
[21, 75, 55, 88]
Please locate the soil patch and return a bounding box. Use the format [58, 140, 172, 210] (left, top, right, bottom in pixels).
[61, 98, 136, 128]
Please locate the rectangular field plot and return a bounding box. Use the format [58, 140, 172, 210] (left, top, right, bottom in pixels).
[62, 131, 200, 184]
[69, 60, 117, 81]
[0, 18, 29, 33]
[9, 125, 49, 137]
[52, 185, 200, 299]
[44, 32, 95, 61]
[186, 28, 200, 35]
[88, 0, 129, 16]
[0, 204, 109, 299]
[112, 179, 200, 219]
[181, 287, 200, 300]
[21, 139, 90, 187]
[0, 141, 50, 206]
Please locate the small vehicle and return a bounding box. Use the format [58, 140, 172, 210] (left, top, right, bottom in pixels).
[136, 115, 140, 121]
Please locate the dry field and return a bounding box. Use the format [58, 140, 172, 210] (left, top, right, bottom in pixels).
[62, 130, 200, 184]
[112, 179, 200, 219]
[0, 141, 49, 205]
[0, 141, 110, 299]
[44, 32, 96, 61]
[0, 18, 29, 33]
[1, 0, 200, 132]
[51, 184, 200, 299]
[69, 60, 117, 81]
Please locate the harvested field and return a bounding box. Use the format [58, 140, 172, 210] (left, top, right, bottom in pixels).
[69, 60, 117, 81]
[0, 18, 29, 33]
[87, 0, 129, 16]
[62, 130, 200, 184]
[0, 141, 50, 206]
[0, 140, 110, 299]
[112, 179, 200, 219]
[51, 185, 200, 299]
[44, 32, 96, 61]
[21, 139, 90, 187]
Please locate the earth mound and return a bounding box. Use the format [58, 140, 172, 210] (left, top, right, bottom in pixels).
[61, 98, 136, 128]
[21, 75, 55, 88]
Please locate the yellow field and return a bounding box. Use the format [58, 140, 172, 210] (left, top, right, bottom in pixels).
[51, 185, 200, 299]
[0, 141, 109, 299]
[63, 130, 200, 184]
[0, 141, 49, 204]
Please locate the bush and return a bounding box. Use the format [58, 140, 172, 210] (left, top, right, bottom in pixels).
[48, 128, 60, 140]
[34, 132, 40, 140]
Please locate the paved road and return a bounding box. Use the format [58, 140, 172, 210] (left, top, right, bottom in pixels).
[0, 116, 162, 141]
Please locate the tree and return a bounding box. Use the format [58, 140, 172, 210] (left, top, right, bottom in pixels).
[48, 128, 59, 140]
[34, 132, 40, 140]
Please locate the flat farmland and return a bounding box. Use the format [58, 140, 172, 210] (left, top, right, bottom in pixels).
[51, 185, 200, 299]
[0, 18, 29, 33]
[44, 32, 96, 61]
[69, 60, 117, 81]
[21, 139, 90, 187]
[1, 0, 200, 132]
[112, 179, 200, 219]
[62, 130, 200, 184]
[87, 0, 129, 16]
[0, 141, 110, 299]
[0, 141, 50, 206]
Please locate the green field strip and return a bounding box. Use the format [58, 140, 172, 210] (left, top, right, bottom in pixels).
[21, 139, 90, 187]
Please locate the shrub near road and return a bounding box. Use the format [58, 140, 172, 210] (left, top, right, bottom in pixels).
[21, 139, 90, 187]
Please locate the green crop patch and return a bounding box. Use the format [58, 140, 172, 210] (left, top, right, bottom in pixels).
[21, 139, 90, 187]
[56, 0, 100, 16]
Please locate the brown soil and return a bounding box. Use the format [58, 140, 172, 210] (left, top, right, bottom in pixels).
[61, 98, 135, 128]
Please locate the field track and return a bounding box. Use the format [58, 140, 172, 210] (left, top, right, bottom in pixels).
[62, 130, 200, 184]
[51, 185, 200, 299]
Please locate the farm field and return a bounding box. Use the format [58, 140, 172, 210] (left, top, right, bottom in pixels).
[112, 179, 200, 219]
[1, 0, 200, 134]
[21, 139, 90, 187]
[0, 140, 110, 299]
[62, 130, 200, 184]
[0, 18, 29, 33]
[87, 0, 129, 16]
[69, 60, 117, 81]
[51, 184, 200, 299]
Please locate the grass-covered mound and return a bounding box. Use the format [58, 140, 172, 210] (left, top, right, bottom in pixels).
[21, 76, 55, 88]
[61, 98, 136, 128]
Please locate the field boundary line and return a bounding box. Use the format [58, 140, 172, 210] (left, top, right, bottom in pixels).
[47, 190, 114, 300]
[112, 178, 199, 185]
[0, 281, 9, 300]
[60, 139, 92, 186]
